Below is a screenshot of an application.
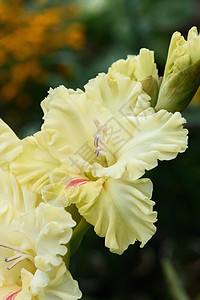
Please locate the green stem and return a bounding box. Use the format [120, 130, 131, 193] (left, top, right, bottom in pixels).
[70, 217, 91, 257]
[64, 243, 70, 269]
[64, 217, 90, 268]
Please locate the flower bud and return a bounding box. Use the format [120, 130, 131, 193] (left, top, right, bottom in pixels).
[155, 27, 200, 112]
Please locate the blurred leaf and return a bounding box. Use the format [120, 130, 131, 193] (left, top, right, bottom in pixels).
[162, 259, 190, 300]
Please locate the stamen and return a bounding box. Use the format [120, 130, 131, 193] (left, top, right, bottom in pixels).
[0, 243, 34, 270]
[93, 118, 107, 134]
[93, 118, 101, 130]
[94, 148, 99, 156]
[6, 254, 33, 270]
[2, 290, 21, 300]
[94, 135, 100, 148]
[5, 254, 21, 262]
[0, 243, 29, 254]
[93, 118, 108, 157]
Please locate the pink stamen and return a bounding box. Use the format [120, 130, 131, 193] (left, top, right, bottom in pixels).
[66, 178, 89, 189]
[2, 290, 21, 300]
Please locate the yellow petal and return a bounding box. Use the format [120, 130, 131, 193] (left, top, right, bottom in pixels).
[92, 108, 188, 180]
[108, 49, 159, 106]
[31, 263, 82, 300]
[108, 48, 158, 83]
[0, 119, 22, 170]
[15, 269, 34, 300]
[0, 203, 34, 287]
[41, 166, 100, 209]
[0, 170, 38, 212]
[41, 85, 112, 173]
[12, 203, 75, 272]
[0, 195, 79, 299]
[85, 73, 151, 117]
[67, 176, 105, 206]
[77, 177, 157, 254]
[17, 263, 82, 299]
[41, 167, 72, 207]
[11, 131, 61, 193]
[0, 284, 21, 299]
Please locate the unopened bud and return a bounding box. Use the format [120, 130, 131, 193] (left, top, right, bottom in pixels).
[155, 27, 200, 112]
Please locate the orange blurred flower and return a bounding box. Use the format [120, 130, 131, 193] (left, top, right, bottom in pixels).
[0, 0, 86, 106]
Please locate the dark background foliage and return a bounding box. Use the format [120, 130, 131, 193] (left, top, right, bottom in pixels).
[0, 0, 200, 299]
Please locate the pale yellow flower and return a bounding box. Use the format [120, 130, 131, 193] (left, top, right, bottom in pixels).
[0, 201, 81, 299]
[11, 80, 188, 254]
[156, 26, 200, 112]
[40, 86, 187, 181]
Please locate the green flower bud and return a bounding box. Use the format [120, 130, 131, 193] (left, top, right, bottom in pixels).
[155, 27, 200, 112]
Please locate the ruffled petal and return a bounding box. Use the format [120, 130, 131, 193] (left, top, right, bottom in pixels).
[41, 85, 112, 173]
[30, 263, 82, 300]
[0, 119, 22, 170]
[108, 48, 158, 82]
[12, 203, 76, 272]
[19, 264, 82, 299]
[91, 108, 188, 180]
[0, 170, 38, 212]
[11, 131, 61, 193]
[0, 203, 35, 287]
[85, 73, 151, 117]
[77, 177, 157, 254]
[41, 87, 84, 118]
[66, 176, 105, 206]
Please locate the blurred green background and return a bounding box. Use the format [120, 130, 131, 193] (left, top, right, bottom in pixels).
[0, 0, 200, 299]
